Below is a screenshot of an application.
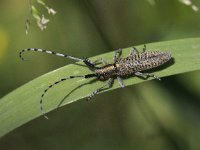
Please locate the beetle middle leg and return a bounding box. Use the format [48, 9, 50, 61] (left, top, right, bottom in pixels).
[117, 77, 125, 88]
[87, 78, 114, 100]
[134, 72, 161, 80]
[114, 48, 122, 63]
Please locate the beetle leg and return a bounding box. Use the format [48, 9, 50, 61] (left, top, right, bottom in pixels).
[130, 47, 139, 55]
[87, 78, 114, 100]
[93, 58, 108, 65]
[142, 44, 147, 53]
[117, 77, 125, 88]
[134, 72, 161, 80]
[114, 48, 122, 63]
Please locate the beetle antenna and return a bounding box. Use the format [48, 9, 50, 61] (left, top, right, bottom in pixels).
[19, 48, 83, 61]
[19, 48, 97, 68]
[40, 74, 96, 119]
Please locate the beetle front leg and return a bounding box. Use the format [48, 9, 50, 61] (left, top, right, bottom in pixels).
[93, 58, 109, 65]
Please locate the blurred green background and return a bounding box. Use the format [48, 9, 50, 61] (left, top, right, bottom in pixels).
[1, 0, 200, 150]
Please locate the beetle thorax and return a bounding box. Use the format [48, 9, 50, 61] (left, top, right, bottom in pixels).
[95, 64, 117, 80]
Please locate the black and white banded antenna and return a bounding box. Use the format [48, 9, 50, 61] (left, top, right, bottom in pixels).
[19, 48, 96, 68]
[40, 74, 96, 119]
[19, 48, 83, 61]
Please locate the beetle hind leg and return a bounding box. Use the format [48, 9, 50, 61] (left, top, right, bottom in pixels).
[130, 44, 147, 55]
[142, 44, 147, 53]
[130, 47, 139, 55]
[134, 72, 161, 80]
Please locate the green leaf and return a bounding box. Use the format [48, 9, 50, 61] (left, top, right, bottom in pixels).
[1, 38, 200, 137]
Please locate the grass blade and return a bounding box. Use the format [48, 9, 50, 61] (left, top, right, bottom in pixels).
[0, 38, 200, 137]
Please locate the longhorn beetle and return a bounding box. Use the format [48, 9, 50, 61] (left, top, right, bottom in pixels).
[19, 45, 172, 119]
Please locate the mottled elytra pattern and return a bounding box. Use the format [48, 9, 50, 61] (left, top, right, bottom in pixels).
[19, 45, 172, 119]
[115, 51, 171, 76]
